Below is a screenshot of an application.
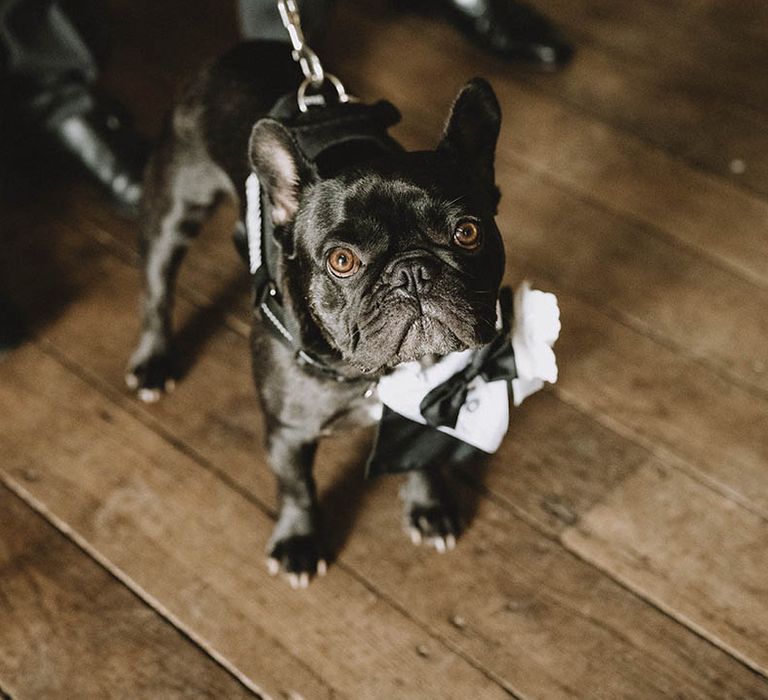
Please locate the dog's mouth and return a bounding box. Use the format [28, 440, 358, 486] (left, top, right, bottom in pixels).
[393, 310, 464, 359]
[345, 296, 494, 374]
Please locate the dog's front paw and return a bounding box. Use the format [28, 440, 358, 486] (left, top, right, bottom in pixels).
[125, 350, 176, 403]
[267, 534, 327, 589]
[407, 503, 460, 553]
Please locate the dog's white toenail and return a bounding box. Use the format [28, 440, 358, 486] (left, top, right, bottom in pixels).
[125, 374, 138, 390]
[289, 574, 300, 589]
[139, 388, 161, 403]
[299, 573, 309, 588]
[435, 537, 447, 553]
[266, 558, 279, 576]
[165, 379, 176, 392]
[446, 534, 456, 550]
[410, 528, 423, 545]
[317, 560, 327, 576]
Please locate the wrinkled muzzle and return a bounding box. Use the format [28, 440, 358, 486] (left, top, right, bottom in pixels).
[339, 255, 499, 373]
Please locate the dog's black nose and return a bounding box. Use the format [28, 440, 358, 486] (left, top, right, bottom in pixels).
[391, 257, 437, 296]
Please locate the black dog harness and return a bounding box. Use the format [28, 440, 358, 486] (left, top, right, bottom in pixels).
[235, 94, 402, 380]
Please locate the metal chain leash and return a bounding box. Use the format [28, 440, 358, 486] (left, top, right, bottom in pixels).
[277, 0, 353, 112]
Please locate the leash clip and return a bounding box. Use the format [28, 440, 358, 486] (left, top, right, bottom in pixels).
[297, 73, 351, 112]
[277, 0, 354, 112]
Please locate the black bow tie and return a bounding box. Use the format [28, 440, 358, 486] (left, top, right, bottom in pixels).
[418, 332, 517, 429]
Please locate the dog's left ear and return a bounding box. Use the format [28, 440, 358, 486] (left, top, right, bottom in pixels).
[249, 118, 317, 233]
[438, 78, 501, 193]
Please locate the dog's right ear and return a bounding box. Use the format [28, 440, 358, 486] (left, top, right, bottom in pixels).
[249, 118, 316, 229]
[438, 78, 501, 197]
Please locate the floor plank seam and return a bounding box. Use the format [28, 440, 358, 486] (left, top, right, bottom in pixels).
[498, 150, 768, 293]
[536, 575, 752, 696]
[453, 464, 570, 540]
[36, 336, 278, 518]
[523, 254, 768, 403]
[31, 338, 518, 700]
[458, 406, 643, 529]
[551, 384, 768, 523]
[454, 459, 768, 686]
[0, 472, 272, 700]
[332, 560, 522, 700]
[558, 537, 768, 682]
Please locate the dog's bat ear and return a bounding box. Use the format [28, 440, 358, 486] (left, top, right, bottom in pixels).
[249, 118, 317, 228]
[438, 78, 501, 192]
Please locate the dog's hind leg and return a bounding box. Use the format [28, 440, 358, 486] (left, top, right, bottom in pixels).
[126, 106, 236, 402]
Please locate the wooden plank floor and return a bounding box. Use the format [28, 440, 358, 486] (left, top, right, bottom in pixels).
[1, 0, 767, 697]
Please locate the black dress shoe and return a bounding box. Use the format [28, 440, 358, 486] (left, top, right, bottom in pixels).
[47, 102, 147, 212]
[437, 0, 573, 68]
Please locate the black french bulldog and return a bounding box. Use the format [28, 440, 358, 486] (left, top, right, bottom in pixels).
[126, 41, 504, 588]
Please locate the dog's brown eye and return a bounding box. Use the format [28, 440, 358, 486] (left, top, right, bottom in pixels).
[453, 220, 481, 250]
[327, 247, 361, 278]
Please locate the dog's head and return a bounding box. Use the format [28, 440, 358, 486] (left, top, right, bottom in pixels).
[249, 79, 505, 374]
